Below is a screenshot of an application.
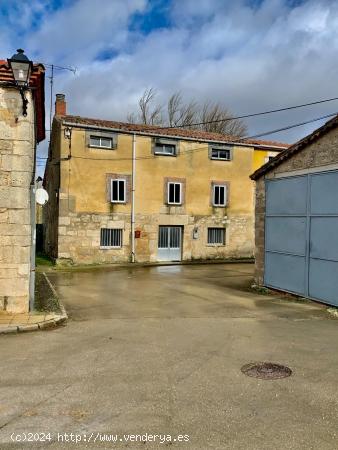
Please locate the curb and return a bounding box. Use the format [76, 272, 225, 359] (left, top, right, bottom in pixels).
[0, 312, 67, 335]
[0, 273, 68, 335]
[44, 258, 255, 273]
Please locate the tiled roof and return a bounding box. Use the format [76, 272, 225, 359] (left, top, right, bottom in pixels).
[250, 114, 338, 180]
[0, 60, 46, 143]
[60, 114, 290, 150]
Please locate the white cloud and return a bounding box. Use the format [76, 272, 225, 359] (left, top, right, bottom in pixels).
[3, 0, 338, 173]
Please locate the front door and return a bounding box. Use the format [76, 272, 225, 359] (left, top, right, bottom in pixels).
[157, 226, 182, 261]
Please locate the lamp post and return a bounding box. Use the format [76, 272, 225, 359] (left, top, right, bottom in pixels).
[7, 49, 33, 116]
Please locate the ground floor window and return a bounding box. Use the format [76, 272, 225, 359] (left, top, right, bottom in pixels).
[100, 228, 123, 248]
[207, 227, 225, 245]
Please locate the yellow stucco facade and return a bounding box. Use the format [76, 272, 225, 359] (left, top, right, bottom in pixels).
[44, 105, 285, 265]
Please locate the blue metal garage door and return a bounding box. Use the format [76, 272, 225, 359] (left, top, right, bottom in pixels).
[265, 170, 338, 306]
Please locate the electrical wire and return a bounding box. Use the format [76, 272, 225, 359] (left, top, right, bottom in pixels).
[153, 96, 338, 130]
[239, 111, 338, 141]
[59, 110, 337, 163]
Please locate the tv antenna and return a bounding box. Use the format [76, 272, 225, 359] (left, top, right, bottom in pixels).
[44, 63, 77, 135]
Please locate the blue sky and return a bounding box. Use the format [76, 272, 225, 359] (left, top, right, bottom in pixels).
[1, 0, 338, 171]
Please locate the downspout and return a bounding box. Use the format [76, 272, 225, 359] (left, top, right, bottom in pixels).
[131, 134, 136, 263]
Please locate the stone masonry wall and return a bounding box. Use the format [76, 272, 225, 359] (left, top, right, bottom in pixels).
[56, 207, 253, 265]
[0, 87, 34, 312]
[254, 127, 338, 285]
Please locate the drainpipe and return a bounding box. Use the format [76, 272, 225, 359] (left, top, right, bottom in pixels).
[131, 134, 136, 262]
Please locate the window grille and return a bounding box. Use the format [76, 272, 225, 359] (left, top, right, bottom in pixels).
[100, 228, 123, 247]
[207, 228, 225, 245]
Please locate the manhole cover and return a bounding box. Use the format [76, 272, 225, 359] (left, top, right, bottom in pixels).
[241, 362, 292, 380]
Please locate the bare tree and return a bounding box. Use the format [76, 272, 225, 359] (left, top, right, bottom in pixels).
[127, 88, 247, 137]
[135, 88, 162, 125]
[197, 101, 247, 136]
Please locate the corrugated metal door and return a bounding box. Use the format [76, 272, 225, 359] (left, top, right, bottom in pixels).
[264, 170, 338, 306]
[158, 226, 182, 261]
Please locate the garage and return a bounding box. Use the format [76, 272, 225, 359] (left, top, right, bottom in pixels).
[251, 115, 338, 307]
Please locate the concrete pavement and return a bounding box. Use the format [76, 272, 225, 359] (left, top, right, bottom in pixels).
[1, 263, 338, 449]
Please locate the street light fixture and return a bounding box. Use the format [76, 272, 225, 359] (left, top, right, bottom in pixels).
[7, 49, 33, 116]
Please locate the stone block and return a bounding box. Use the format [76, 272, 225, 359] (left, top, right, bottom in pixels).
[58, 216, 70, 226]
[0, 223, 30, 236]
[5, 295, 29, 313]
[58, 226, 66, 235]
[8, 209, 30, 224]
[10, 171, 31, 187]
[0, 209, 8, 223]
[0, 278, 29, 298]
[17, 264, 29, 276]
[0, 268, 17, 279]
[0, 172, 10, 186]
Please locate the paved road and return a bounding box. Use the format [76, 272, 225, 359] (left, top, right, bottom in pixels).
[1, 263, 338, 449]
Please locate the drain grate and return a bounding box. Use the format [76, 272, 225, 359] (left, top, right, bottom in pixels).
[241, 362, 292, 380]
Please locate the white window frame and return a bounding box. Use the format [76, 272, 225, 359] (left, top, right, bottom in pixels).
[90, 135, 114, 149]
[154, 143, 177, 156]
[210, 147, 232, 161]
[167, 182, 182, 205]
[110, 178, 126, 203]
[213, 184, 227, 207]
[100, 228, 123, 249]
[207, 227, 225, 246]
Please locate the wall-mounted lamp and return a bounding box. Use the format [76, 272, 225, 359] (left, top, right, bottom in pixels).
[7, 49, 33, 116]
[64, 127, 72, 139]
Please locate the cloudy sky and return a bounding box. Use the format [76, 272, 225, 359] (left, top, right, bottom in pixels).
[1, 0, 338, 169]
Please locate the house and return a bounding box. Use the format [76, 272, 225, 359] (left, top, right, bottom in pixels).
[44, 94, 288, 265]
[0, 56, 45, 313]
[251, 114, 338, 307]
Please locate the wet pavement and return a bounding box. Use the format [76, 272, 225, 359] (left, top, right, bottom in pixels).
[1, 263, 338, 449]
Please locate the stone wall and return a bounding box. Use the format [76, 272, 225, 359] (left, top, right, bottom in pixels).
[254, 126, 338, 285]
[56, 206, 253, 265]
[0, 87, 34, 312]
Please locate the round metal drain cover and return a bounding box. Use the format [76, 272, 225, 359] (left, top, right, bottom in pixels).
[241, 362, 292, 380]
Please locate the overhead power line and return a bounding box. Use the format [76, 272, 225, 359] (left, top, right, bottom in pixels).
[153, 95, 338, 130]
[241, 111, 338, 141]
[37, 109, 338, 165]
[60, 110, 336, 163]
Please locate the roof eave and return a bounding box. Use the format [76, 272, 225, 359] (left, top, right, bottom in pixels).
[61, 118, 288, 150]
[250, 114, 338, 181]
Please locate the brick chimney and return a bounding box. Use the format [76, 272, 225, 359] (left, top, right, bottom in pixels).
[55, 93, 66, 116]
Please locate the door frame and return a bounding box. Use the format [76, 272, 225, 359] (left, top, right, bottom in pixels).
[157, 225, 183, 262]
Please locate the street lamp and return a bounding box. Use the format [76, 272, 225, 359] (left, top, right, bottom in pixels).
[7, 49, 33, 116]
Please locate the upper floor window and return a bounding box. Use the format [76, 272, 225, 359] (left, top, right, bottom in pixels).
[213, 184, 227, 207]
[210, 146, 232, 161]
[111, 179, 126, 203]
[90, 136, 114, 149]
[168, 182, 182, 205]
[154, 138, 178, 156]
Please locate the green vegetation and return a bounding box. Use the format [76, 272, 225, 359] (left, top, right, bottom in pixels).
[34, 272, 61, 313]
[35, 252, 54, 267]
